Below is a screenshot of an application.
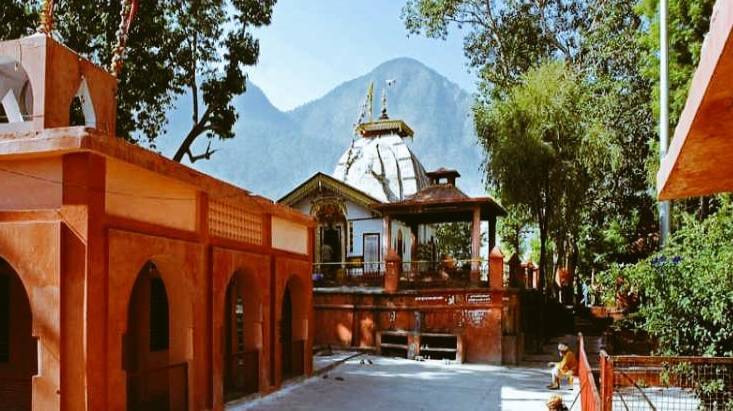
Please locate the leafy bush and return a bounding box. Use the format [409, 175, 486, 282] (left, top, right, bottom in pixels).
[598, 197, 733, 356]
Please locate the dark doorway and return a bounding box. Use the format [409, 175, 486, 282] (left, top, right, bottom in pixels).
[0, 259, 36, 411]
[126, 262, 186, 411]
[280, 283, 305, 381]
[280, 286, 294, 380]
[321, 226, 341, 262]
[224, 275, 259, 401]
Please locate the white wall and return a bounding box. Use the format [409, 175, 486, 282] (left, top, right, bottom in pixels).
[348, 218, 382, 258]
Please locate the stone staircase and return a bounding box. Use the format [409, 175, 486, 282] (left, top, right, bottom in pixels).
[521, 306, 605, 371]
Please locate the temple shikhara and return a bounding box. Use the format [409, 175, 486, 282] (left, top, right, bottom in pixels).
[280, 86, 534, 365]
[0, 34, 315, 410]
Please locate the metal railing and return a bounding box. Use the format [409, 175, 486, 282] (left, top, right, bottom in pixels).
[600, 354, 733, 410]
[399, 260, 488, 289]
[312, 261, 385, 287]
[127, 362, 188, 411]
[313, 259, 491, 289]
[578, 333, 602, 411]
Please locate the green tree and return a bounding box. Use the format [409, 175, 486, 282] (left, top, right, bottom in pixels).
[403, 0, 659, 284]
[637, 0, 717, 219]
[0, 0, 276, 163]
[576, 0, 659, 276]
[434, 222, 478, 261]
[402, 0, 589, 91]
[599, 197, 733, 356]
[637, 0, 715, 130]
[498, 204, 532, 257]
[0, 2, 35, 39]
[475, 61, 617, 286]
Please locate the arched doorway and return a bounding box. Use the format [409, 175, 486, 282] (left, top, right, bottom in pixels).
[125, 261, 185, 411]
[223, 272, 261, 401]
[280, 286, 294, 379]
[280, 278, 307, 382]
[312, 199, 347, 279]
[0, 258, 36, 411]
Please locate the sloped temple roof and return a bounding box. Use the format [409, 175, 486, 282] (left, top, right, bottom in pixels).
[278, 172, 384, 211]
[373, 177, 506, 225]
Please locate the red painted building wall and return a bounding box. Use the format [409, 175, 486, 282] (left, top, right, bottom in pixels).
[0, 134, 315, 411]
[313, 288, 522, 364]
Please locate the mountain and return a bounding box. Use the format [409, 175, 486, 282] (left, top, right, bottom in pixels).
[158, 58, 485, 200]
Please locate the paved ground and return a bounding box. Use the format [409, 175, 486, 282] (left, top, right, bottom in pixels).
[229, 354, 578, 411]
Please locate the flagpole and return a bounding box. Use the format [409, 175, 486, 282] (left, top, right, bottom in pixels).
[659, 0, 671, 246]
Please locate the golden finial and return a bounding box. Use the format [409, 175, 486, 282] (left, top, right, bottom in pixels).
[110, 0, 139, 78]
[38, 0, 55, 35]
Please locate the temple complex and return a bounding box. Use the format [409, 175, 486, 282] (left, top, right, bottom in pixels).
[280, 88, 532, 365]
[0, 34, 314, 411]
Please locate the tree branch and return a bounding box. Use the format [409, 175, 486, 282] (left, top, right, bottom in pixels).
[172, 107, 212, 162]
[186, 140, 218, 163]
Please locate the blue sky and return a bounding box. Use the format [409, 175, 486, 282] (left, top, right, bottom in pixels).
[248, 0, 476, 111]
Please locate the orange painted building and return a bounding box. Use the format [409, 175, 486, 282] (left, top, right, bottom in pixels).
[0, 35, 314, 410]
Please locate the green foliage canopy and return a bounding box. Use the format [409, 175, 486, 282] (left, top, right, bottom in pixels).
[637, 0, 715, 130]
[599, 198, 733, 356]
[403, 0, 659, 284]
[402, 0, 588, 91]
[475, 61, 618, 281]
[434, 222, 479, 262]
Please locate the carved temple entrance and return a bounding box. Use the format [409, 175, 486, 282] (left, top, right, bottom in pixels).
[312, 198, 347, 279]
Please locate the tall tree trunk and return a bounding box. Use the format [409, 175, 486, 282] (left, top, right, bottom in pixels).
[539, 217, 548, 293]
[568, 238, 579, 304]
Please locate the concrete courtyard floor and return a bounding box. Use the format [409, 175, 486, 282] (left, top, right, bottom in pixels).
[229, 354, 579, 411]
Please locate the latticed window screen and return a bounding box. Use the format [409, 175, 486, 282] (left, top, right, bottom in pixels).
[209, 199, 263, 245]
[0, 274, 8, 363]
[149, 278, 169, 352]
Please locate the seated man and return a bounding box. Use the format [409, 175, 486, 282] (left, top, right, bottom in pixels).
[547, 343, 577, 390]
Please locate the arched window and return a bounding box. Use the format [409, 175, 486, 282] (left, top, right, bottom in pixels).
[149, 277, 169, 352]
[0, 57, 34, 125]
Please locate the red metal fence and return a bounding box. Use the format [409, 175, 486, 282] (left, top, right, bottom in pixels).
[601, 355, 733, 410]
[578, 333, 601, 411]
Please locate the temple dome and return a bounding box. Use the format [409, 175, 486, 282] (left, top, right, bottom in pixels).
[333, 130, 429, 203]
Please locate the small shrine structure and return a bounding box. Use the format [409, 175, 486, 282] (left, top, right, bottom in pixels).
[280, 87, 534, 365]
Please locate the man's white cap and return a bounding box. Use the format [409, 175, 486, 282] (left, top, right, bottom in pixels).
[557, 343, 569, 351]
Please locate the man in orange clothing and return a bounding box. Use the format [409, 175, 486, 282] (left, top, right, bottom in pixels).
[547, 343, 577, 390]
